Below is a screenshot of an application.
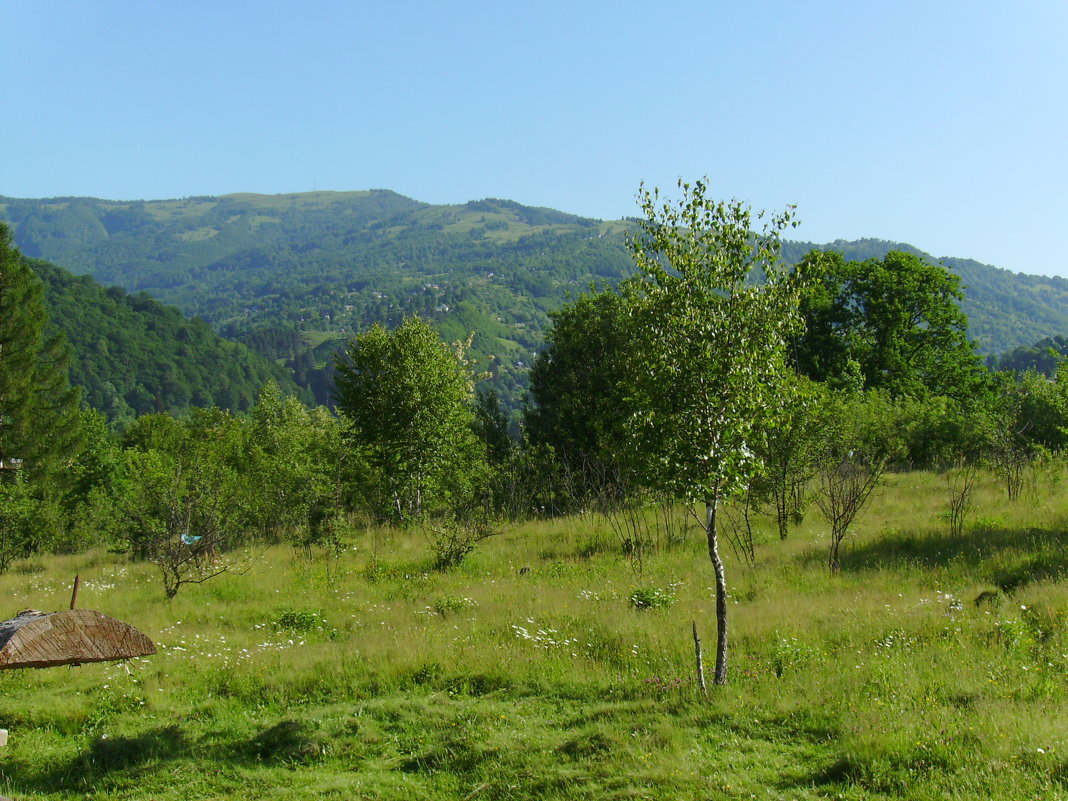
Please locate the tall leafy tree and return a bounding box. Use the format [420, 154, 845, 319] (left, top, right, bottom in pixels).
[524, 289, 632, 499]
[0, 223, 81, 482]
[624, 179, 809, 685]
[247, 380, 318, 541]
[333, 317, 481, 524]
[247, 381, 350, 547]
[794, 249, 983, 399]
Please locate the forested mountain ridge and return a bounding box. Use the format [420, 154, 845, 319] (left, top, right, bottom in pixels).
[26, 256, 309, 424]
[4, 192, 1066, 406]
[0, 191, 634, 406]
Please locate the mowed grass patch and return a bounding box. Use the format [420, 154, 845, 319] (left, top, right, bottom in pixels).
[0, 468, 1066, 798]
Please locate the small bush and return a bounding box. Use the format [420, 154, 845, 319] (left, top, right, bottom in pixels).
[629, 586, 676, 610]
[769, 636, 819, 677]
[428, 512, 504, 571]
[431, 595, 476, 616]
[272, 609, 327, 633]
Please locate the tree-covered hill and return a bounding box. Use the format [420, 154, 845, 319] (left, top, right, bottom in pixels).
[3, 192, 1066, 407]
[0, 192, 634, 407]
[28, 257, 309, 424]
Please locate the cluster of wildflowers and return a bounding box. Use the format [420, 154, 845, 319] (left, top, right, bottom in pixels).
[153, 619, 316, 667]
[418, 596, 477, 617]
[511, 618, 580, 653]
[874, 629, 916, 654]
[918, 590, 963, 615]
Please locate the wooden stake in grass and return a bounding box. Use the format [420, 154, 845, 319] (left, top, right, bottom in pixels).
[69, 574, 80, 610]
[692, 621, 707, 696]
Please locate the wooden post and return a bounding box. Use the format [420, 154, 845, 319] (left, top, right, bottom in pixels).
[69, 574, 80, 610]
[692, 620, 707, 696]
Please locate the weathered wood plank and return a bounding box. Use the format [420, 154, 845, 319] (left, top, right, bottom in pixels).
[0, 610, 155, 669]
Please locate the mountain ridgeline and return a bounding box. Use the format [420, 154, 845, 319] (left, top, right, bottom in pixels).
[4, 191, 1067, 411]
[1, 192, 634, 407]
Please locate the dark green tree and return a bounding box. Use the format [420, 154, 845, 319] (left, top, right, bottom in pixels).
[524, 289, 632, 502]
[473, 389, 512, 465]
[794, 250, 984, 399]
[0, 223, 81, 482]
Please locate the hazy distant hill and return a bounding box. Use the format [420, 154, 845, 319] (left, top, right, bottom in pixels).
[27, 257, 308, 423]
[4, 192, 1067, 408]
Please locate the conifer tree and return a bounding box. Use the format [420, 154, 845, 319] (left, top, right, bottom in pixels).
[0, 223, 81, 482]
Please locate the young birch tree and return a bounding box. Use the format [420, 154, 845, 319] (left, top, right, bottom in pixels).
[624, 179, 808, 685]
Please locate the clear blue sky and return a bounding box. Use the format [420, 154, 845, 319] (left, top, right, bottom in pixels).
[6, 1, 1067, 276]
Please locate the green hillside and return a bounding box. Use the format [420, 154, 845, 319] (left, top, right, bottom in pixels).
[28, 257, 309, 424]
[4, 193, 1066, 407]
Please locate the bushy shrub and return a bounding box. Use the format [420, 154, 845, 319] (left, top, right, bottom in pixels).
[628, 586, 676, 610]
[272, 608, 327, 633]
[427, 511, 503, 571]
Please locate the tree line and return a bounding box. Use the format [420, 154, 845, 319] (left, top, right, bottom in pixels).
[2, 185, 1068, 686]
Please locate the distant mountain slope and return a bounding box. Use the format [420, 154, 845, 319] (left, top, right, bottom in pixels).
[0, 192, 633, 406]
[28, 257, 309, 423]
[4, 193, 1067, 408]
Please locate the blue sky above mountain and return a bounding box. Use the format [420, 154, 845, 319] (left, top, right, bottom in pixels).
[6, 1, 1067, 276]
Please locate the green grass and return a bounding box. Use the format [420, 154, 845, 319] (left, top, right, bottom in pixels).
[1, 470, 1067, 798]
[301, 330, 345, 350]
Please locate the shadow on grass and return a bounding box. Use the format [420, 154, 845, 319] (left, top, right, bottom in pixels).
[242, 719, 328, 764]
[19, 724, 190, 794]
[800, 523, 1068, 591]
[788, 746, 963, 796]
[19, 717, 334, 795]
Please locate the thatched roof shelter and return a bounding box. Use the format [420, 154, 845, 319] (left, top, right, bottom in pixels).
[0, 609, 155, 670]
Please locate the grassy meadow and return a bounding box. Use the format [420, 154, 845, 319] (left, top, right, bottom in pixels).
[1, 469, 1068, 799]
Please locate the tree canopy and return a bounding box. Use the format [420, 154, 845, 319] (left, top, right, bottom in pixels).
[0, 223, 81, 481]
[333, 317, 481, 524]
[524, 289, 632, 488]
[793, 250, 984, 399]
